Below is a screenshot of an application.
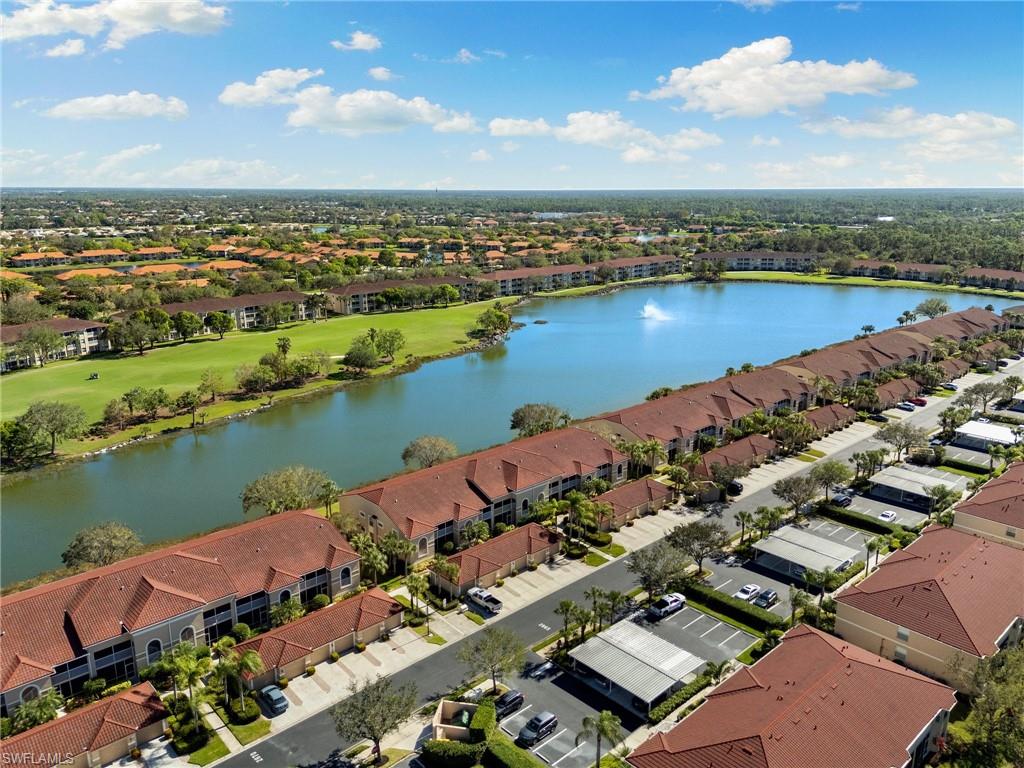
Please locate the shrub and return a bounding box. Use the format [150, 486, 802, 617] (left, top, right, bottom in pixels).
[648, 675, 713, 724]
[226, 695, 260, 724]
[82, 677, 107, 702]
[585, 530, 612, 547]
[355, 641, 367, 652]
[469, 699, 497, 742]
[102, 680, 132, 698]
[277, 677, 289, 689]
[310, 593, 331, 610]
[679, 582, 785, 633]
[231, 623, 253, 641]
[527, 561, 538, 571]
[823, 560, 864, 590]
[0, 718, 11, 740]
[408, 615, 426, 627]
[495, 578, 505, 587]
[330, 651, 340, 662]
[420, 739, 486, 768]
[563, 542, 588, 559]
[166, 694, 192, 719]
[171, 719, 210, 754]
[483, 735, 547, 768]
[625, 520, 634, 527]
[130, 747, 142, 760]
[305, 665, 316, 676]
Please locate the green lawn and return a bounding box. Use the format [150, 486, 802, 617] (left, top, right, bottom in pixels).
[583, 551, 609, 567]
[212, 703, 271, 745]
[598, 542, 627, 558]
[464, 610, 486, 626]
[187, 734, 230, 766]
[720, 271, 1024, 300]
[804, 448, 826, 458]
[2, 301, 502, 453]
[936, 464, 988, 478]
[796, 454, 818, 462]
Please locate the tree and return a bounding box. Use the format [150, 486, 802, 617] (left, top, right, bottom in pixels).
[626, 541, 688, 600]
[788, 586, 813, 627]
[554, 600, 578, 644]
[171, 642, 213, 724]
[666, 465, 691, 501]
[138, 387, 170, 421]
[401, 435, 458, 468]
[360, 543, 388, 584]
[175, 389, 202, 427]
[345, 334, 379, 370]
[199, 368, 225, 403]
[865, 537, 879, 575]
[877, 421, 929, 461]
[915, 297, 950, 319]
[734, 510, 754, 543]
[62, 522, 142, 568]
[939, 406, 972, 437]
[667, 520, 728, 575]
[172, 311, 204, 342]
[319, 480, 341, 516]
[927, 484, 961, 517]
[510, 402, 569, 438]
[13, 325, 64, 367]
[808, 460, 854, 501]
[576, 710, 623, 768]
[258, 302, 289, 329]
[19, 400, 87, 455]
[102, 398, 129, 431]
[709, 462, 750, 492]
[376, 329, 406, 362]
[477, 305, 512, 335]
[270, 597, 305, 627]
[772, 475, 820, 513]
[461, 520, 491, 547]
[563, 490, 596, 539]
[457, 627, 527, 693]
[240, 465, 332, 515]
[945, 645, 1024, 767]
[704, 659, 733, 683]
[276, 336, 292, 357]
[236, 363, 276, 395]
[331, 676, 418, 765]
[962, 381, 1003, 414]
[431, 553, 460, 602]
[405, 572, 428, 616]
[207, 311, 235, 339]
[10, 688, 63, 735]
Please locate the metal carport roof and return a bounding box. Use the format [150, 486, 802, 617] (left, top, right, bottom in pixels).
[752, 524, 860, 572]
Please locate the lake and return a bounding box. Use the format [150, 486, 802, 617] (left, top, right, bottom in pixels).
[2, 282, 1015, 583]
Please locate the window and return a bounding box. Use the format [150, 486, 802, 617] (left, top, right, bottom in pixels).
[897, 626, 910, 642]
[339, 567, 352, 587]
[300, 568, 329, 604]
[617, 464, 623, 478]
[146, 640, 163, 664]
[418, 538, 428, 556]
[93, 641, 135, 685]
[236, 592, 269, 632]
[21, 686, 39, 703]
[894, 646, 908, 664]
[1007, 527, 1017, 539]
[180, 627, 195, 644]
[279, 590, 291, 604]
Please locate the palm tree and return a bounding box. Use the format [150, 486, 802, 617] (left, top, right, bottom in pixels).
[788, 586, 813, 628]
[601, 590, 628, 630]
[666, 465, 690, 502]
[554, 600, 577, 646]
[734, 510, 754, 543]
[622, 441, 649, 479]
[430, 553, 460, 602]
[642, 439, 668, 474]
[576, 710, 624, 768]
[319, 481, 341, 516]
[393, 537, 416, 575]
[865, 537, 878, 575]
[704, 659, 732, 683]
[564, 491, 596, 540]
[584, 586, 605, 629]
[405, 572, 430, 633]
[379, 530, 404, 576]
[172, 642, 213, 724]
[675, 451, 701, 474]
[987, 444, 1007, 471]
[361, 544, 387, 585]
[572, 604, 592, 644]
[926, 484, 961, 519]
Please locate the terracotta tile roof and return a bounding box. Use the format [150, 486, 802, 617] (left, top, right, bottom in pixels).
[77, 249, 127, 258]
[135, 246, 181, 255]
[963, 267, 1024, 281]
[627, 625, 955, 768]
[480, 255, 679, 283]
[201, 259, 255, 271]
[0, 269, 30, 280]
[595, 478, 673, 517]
[0, 317, 107, 344]
[205, 244, 235, 253]
[235, 588, 402, 671]
[875, 377, 922, 406]
[835, 526, 1024, 656]
[0, 511, 356, 692]
[954, 462, 1024, 528]
[10, 252, 65, 261]
[440, 523, 562, 586]
[55, 268, 122, 280]
[802, 403, 857, 431]
[346, 428, 626, 539]
[326, 277, 473, 298]
[696, 435, 777, 478]
[132, 263, 191, 276]
[0, 683, 167, 761]
[117, 290, 308, 318]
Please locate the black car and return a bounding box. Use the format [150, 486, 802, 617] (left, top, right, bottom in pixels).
[726, 480, 744, 496]
[753, 588, 778, 609]
[832, 493, 853, 508]
[495, 689, 525, 719]
[518, 711, 558, 746]
[868, 413, 890, 423]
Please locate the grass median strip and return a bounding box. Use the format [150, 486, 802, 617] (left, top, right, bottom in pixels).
[584, 551, 609, 567]
[683, 597, 765, 639]
[187, 734, 229, 766]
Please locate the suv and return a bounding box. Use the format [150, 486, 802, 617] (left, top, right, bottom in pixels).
[495, 690, 525, 720]
[897, 402, 916, 412]
[648, 593, 686, 619]
[733, 584, 760, 602]
[727, 480, 744, 496]
[832, 493, 853, 508]
[869, 413, 890, 423]
[753, 589, 778, 609]
[518, 711, 558, 746]
[259, 685, 289, 716]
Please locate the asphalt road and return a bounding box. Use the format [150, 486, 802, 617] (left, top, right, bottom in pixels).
[225, 357, 1024, 767]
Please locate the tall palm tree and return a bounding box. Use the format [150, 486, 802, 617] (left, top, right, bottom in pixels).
[864, 538, 878, 575]
[666, 465, 690, 501]
[405, 573, 428, 614]
[319, 481, 341, 516]
[212, 652, 236, 708]
[172, 642, 212, 724]
[734, 510, 754, 543]
[564, 491, 595, 540]
[926, 484, 961, 519]
[393, 537, 417, 575]
[554, 600, 577, 645]
[642, 439, 668, 474]
[601, 590, 628, 630]
[576, 710, 624, 768]
[987, 444, 1007, 471]
[379, 530, 404, 576]
[584, 586, 605, 629]
[572, 603, 591, 644]
[675, 451, 701, 474]
[704, 659, 732, 683]
[622, 441, 649, 479]
[430, 553, 459, 602]
[788, 586, 812, 628]
[361, 544, 387, 585]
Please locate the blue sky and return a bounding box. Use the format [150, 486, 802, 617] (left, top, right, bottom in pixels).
[2, 1, 1021, 189]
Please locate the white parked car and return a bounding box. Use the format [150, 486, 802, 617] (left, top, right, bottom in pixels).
[733, 584, 760, 602]
[648, 593, 686, 618]
[878, 510, 898, 523]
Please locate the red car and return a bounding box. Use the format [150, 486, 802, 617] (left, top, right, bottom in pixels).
[909, 397, 927, 406]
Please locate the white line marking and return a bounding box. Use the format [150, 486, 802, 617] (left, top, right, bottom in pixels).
[700, 622, 721, 638]
[812, 521, 827, 531]
[533, 728, 567, 754]
[715, 579, 733, 592]
[844, 531, 859, 542]
[682, 615, 703, 630]
[552, 741, 586, 766]
[718, 630, 741, 647]
[538, 623, 551, 631]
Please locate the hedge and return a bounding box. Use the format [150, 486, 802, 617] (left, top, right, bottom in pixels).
[679, 583, 784, 633]
[648, 675, 712, 724]
[823, 559, 864, 590]
[225, 695, 261, 724]
[937, 457, 990, 474]
[815, 503, 907, 536]
[483, 735, 547, 768]
[420, 739, 486, 768]
[470, 700, 497, 742]
[584, 530, 612, 547]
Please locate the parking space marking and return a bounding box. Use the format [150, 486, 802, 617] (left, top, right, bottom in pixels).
[812, 521, 827, 531]
[681, 614, 703, 630]
[715, 578, 733, 592]
[700, 621, 722, 638]
[718, 630, 741, 647]
[552, 741, 587, 766]
[532, 728, 567, 754]
[844, 531, 859, 542]
[538, 623, 551, 631]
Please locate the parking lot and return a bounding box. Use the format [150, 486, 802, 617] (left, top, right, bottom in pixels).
[802, 518, 869, 556]
[939, 444, 991, 469]
[498, 655, 642, 767]
[704, 558, 792, 617]
[640, 605, 758, 662]
[847, 494, 930, 528]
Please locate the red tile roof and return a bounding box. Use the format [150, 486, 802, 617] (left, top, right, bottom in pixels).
[236, 588, 402, 671]
[627, 625, 955, 768]
[0, 510, 356, 692]
[55, 268, 122, 281]
[595, 478, 673, 517]
[77, 249, 127, 258]
[326, 276, 473, 297]
[135, 246, 181, 255]
[480, 255, 679, 282]
[802, 403, 857, 431]
[835, 526, 1024, 656]
[116, 290, 308, 319]
[441, 523, 562, 586]
[0, 683, 167, 761]
[954, 462, 1024, 528]
[963, 267, 1024, 282]
[0, 317, 107, 344]
[696, 434, 777, 479]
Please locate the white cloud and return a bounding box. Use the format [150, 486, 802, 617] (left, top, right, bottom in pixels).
[163, 157, 298, 187]
[809, 153, 857, 168]
[286, 87, 479, 136]
[803, 107, 1018, 161]
[488, 117, 552, 136]
[553, 110, 722, 163]
[95, 142, 160, 173]
[469, 149, 492, 162]
[448, 48, 480, 64]
[483, 49, 506, 58]
[2, 0, 228, 49]
[750, 134, 781, 147]
[734, 0, 777, 10]
[500, 141, 520, 153]
[704, 162, 727, 173]
[219, 68, 323, 107]
[835, 3, 862, 10]
[417, 176, 456, 189]
[631, 36, 915, 118]
[330, 30, 381, 52]
[45, 37, 84, 56]
[45, 90, 187, 120]
[367, 66, 395, 81]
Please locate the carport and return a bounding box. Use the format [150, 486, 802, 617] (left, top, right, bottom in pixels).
[568, 621, 705, 714]
[868, 466, 967, 510]
[752, 524, 860, 579]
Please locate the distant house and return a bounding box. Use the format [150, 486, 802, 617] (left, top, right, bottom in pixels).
[594, 478, 673, 528]
[480, 255, 681, 296]
[134, 246, 182, 260]
[325, 277, 477, 315]
[627, 624, 956, 768]
[54, 267, 122, 281]
[803, 403, 857, 435]
[114, 290, 311, 335]
[961, 267, 1024, 290]
[843, 259, 947, 283]
[867, 466, 967, 510]
[695, 434, 778, 479]
[8, 252, 70, 268]
[690, 251, 818, 272]
[875, 378, 923, 409]
[0, 317, 109, 370]
[835, 525, 1024, 687]
[953, 462, 1024, 548]
[76, 249, 127, 264]
[131, 263, 192, 277]
[0, 683, 168, 768]
[204, 244, 235, 257]
[953, 420, 1021, 451]
[199, 259, 256, 274]
[430, 523, 562, 595]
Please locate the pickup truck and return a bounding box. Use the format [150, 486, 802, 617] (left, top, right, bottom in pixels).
[466, 586, 503, 613]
